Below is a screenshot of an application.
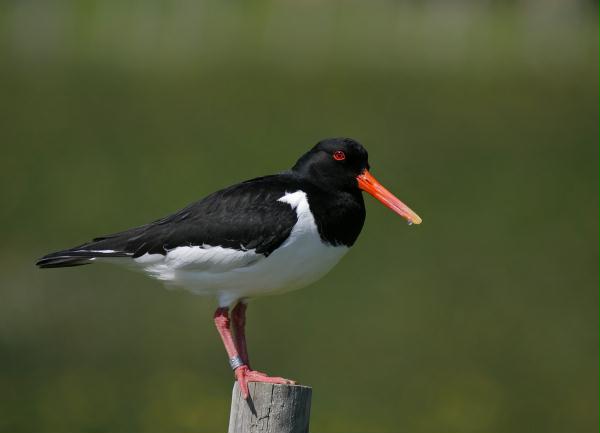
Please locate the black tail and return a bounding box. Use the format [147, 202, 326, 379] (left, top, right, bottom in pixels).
[36, 220, 156, 268]
[36, 248, 131, 269]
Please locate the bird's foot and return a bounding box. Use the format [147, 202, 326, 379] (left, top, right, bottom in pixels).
[234, 365, 296, 399]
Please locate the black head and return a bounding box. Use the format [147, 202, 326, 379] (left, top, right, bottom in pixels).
[292, 137, 423, 225]
[292, 137, 370, 191]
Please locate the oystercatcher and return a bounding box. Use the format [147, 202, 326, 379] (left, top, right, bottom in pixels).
[36, 137, 422, 398]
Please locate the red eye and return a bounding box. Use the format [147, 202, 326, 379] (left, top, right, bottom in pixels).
[333, 151, 346, 161]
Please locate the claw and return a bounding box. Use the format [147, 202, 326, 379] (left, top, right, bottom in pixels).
[234, 365, 296, 399]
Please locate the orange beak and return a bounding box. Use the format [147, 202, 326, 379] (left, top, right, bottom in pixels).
[357, 170, 422, 225]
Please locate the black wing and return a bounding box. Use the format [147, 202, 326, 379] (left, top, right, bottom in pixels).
[36, 175, 300, 268]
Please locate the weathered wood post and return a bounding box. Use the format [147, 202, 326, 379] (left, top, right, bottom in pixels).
[228, 382, 312, 433]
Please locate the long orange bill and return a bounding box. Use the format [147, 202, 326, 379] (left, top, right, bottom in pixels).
[357, 170, 422, 225]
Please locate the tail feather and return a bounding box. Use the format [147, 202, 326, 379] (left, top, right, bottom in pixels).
[36, 248, 132, 269]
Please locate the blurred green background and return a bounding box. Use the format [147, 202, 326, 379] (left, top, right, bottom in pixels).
[0, 1, 598, 432]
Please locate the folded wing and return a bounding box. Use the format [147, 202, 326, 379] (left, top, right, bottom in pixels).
[36, 175, 299, 269]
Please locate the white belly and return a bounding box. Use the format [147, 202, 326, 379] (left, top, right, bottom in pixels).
[131, 190, 348, 307]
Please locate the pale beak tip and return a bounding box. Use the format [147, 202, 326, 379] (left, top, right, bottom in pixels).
[408, 215, 423, 225]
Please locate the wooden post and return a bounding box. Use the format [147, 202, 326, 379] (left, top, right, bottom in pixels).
[228, 382, 312, 433]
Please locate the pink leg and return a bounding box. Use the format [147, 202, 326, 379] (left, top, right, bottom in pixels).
[213, 307, 296, 399]
[232, 302, 250, 367]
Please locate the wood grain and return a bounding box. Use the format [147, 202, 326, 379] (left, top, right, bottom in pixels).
[228, 382, 312, 433]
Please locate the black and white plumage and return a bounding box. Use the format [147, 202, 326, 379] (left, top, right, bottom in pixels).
[37, 138, 421, 307]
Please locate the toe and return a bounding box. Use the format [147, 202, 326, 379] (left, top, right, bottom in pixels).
[246, 372, 296, 385]
[234, 368, 250, 399]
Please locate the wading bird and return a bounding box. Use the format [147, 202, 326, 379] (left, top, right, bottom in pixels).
[36, 137, 422, 398]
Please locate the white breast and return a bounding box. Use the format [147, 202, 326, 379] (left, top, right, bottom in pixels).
[131, 190, 348, 307]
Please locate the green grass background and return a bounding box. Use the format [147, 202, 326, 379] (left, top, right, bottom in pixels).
[0, 1, 598, 432]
